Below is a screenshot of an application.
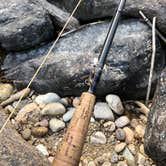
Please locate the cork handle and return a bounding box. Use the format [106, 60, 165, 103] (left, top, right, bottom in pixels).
[52, 92, 96, 166]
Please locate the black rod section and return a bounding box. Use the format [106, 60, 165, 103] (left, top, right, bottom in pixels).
[88, 0, 126, 93]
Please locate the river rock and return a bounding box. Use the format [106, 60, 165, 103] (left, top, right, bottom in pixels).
[94, 102, 114, 121]
[123, 148, 136, 166]
[31, 127, 48, 137]
[41, 102, 66, 116]
[123, 127, 134, 144]
[2, 20, 165, 99]
[0, 107, 49, 165]
[0, 83, 13, 102]
[106, 94, 124, 115]
[15, 103, 40, 123]
[115, 143, 127, 153]
[144, 67, 166, 165]
[62, 107, 75, 122]
[53, 0, 166, 35]
[90, 131, 107, 144]
[137, 153, 146, 165]
[21, 128, 31, 140]
[115, 116, 130, 128]
[49, 118, 65, 132]
[0, 0, 54, 51]
[35, 93, 60, 106]
[115, 128, 126, 141]
[36, 144, 49, 156]
[111, 151, 118, 164]
[134, 124, 145, 139]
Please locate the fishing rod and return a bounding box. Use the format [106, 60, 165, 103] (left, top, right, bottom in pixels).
[52, 0, 126, 165]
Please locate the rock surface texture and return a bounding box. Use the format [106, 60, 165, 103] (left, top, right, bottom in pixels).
[52, 0, 166, 34]
[0, 107, 49, 166]
[0, 0, 54, 51]
[144, 67, 166, 165]
[2, 20, 165, 98]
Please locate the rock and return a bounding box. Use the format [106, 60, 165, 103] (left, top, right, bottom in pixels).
[2, 20, 165, 99]
[31, 127, 48, 137]
[90, 117, 95, 123]
[0, 88, 30, 107]
[115, 128, 126, 141]
[0, 107, 49, 165]
[33, 0, 79, 30]
[34, 119, 49, 127]
[36, 144, 49, 156]
[115, 143, 127, 153]
[123, 127, 134, 144]
[15, 103, 40, 123]
[130, 119, 139, 129]
[128, 144, 136, 156]
[104, 121, 116, 132]
[41, 102, 66, 116]
[0, 84, 13, 102]
[137, 153, 146, 165]
[123, 148, 136, 166]
[35, 93, 60, 106]
[102, 161, 112, 166]
[90, 131, 107, 144]
[49, 118, 65, 132]
[48, 156, 54, 164]
[21, 128, 31, 140]
[111, 151, 118, 164]
[115, 116, 130, 128]
[72, 97, 80, 108]
[54, 0, 166, 35]
[106, 94, 124, 115]
[94, 102, 114, 121]
[134, 124, 145, 139]
[59, 98, 69, 107]
[117, 161, 128, 166]
[139, 144, 145, 155]
[88, 161, 96, 166]
[62, 107, 75, 122]
[144, 68, 166, 164]
[0, 0, 54, 51]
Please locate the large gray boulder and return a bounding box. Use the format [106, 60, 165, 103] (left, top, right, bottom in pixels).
[0, 0, 54, 51]
[144, 68, 166, 165]
[1, 20, 165, 98]
[51, 0, 166, 34]
[0, 107, 50, 166]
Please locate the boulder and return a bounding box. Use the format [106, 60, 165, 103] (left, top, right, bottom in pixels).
[1, 20, 165, 98]
[0, 107, 49, 166]
[51, 0, 166, 34]
[144, 67, 166, 165]
[0, 0, 54, 51]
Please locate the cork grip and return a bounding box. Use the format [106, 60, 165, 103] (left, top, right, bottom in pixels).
[52, 92, 96, 166]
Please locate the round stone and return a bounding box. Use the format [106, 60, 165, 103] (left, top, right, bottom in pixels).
[123, 127, 134, 144]
[21, 128, 31, 140]
[106, 94, 124, 115]
[31, 127, 48, 137]
[115, 116, 130, 128]
[62, 107, 76, 122]
[90, 131, 107, 144]
[35, 93, 60, 105]
[115, 143, 127, 153]
[49, 118, 65, 132]
[94, 102, 114, 121]
[41, 102, 66, 116]
[0, 83, 13, 101]
[115, 128, 126, 141]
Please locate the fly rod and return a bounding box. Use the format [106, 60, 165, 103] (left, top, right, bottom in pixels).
[52, 0, 126, 165]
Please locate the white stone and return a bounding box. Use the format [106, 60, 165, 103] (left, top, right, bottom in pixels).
[49, 118, 65, 132]
[36, 144, 49, 156]
[106, 94, 124, 115]
[90, 131, 107, 144]
[94, 102, 114, 121]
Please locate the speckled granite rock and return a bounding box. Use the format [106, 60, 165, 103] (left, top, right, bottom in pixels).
[0, 107, 49, 166]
